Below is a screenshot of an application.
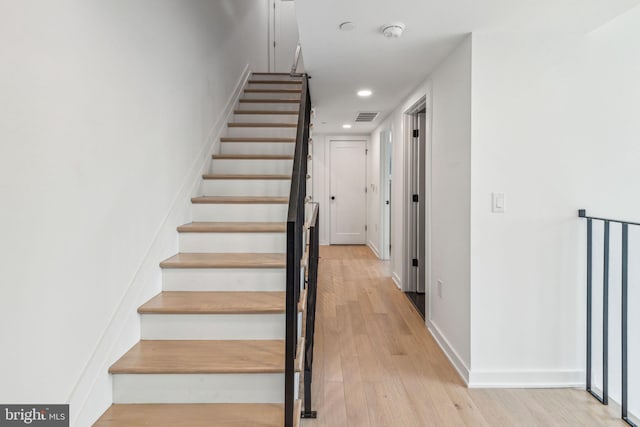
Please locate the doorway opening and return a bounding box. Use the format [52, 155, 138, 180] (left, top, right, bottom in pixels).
[404, 98, 428, 318]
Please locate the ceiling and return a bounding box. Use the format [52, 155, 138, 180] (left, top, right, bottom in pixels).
[296, 0, 640, 134]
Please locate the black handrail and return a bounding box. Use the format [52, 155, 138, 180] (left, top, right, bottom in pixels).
[302, 203, 319, 419]
[579, 209, 638, 427]
[285, 75, 311, 427]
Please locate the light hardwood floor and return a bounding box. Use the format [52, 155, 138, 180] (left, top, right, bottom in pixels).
[303, 245, 626, 427]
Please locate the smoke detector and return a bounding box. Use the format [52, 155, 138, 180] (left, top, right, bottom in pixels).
[382, 23, 405, 38]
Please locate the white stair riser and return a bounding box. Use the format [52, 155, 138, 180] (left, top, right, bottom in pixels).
[179, 232, 286, 253]
[243, 91, 300, 100]
[220, 142, 295, 156]
[141, 314, 285, 340]
[233, 113, 298, 123]
[226, 127, 296, 139]
[162, 268, 285, 292]
[192, 203, 288, 222]
[247, 83, 302, 90]
[237, 102, 299, 112]
[201, 179, 290, 197]
[210, 159, 292, 175]
[251, 74, 302, 82]
[113, 373, 286, 404]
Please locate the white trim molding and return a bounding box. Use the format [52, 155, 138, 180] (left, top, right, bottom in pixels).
[427, 320, 470, 385]
[467, 369, 584, 388]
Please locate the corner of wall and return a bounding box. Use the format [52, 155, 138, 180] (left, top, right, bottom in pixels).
[367, 240, 381, 258]
[427, 319, 470, 385]
[68, 65, 252, 427]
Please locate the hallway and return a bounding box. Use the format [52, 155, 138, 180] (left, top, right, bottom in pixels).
[304, 245, 627, 427]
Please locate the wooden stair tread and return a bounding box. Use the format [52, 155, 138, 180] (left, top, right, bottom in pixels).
[191, 196, 288, 204]
[228, 122, 297, 128]
[244, 88, 301, 93]
[138, 291, 285, 314]
[160, 252, 285, 269]
[234, 110, 299, 115]
[248, 80, 302, 85]
[202, 174, 291, 180]
[252, 72, 300, 76]
[109, 340, 285, 374]
[220, 137, 295, 142]
[178, 222, 286, 233]
[239, 99, 299, 103]
[94, 403, 284, 427]
[212, 154, 294, 160]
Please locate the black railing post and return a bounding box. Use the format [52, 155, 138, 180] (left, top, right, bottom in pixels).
[579, 210, 638, 426]
[620, 224, 637, 427]
[602, 220, 610, 405]
[586, 217, 593, 394]
[302, 206, 319, 419]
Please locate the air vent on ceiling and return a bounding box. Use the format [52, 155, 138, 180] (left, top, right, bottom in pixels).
[355, 112, 379, 122]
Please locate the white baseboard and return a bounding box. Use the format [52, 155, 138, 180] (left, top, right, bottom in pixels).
[391, 271, 402, 289]
[426, 320, 470, 385]
[468, 369, 584, 388]
[68, 64, 252, 427]
[367, 240, 381, 258]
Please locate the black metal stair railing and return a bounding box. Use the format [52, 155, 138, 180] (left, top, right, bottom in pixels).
[579, 209, 638, 427]
[285, 74, 315, 427]
[302, 203, 319, 419]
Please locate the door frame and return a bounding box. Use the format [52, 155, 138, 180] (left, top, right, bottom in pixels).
[327, 137, 368, 245]
[402, 96, 433, 321]
[380, 129, 393, 260]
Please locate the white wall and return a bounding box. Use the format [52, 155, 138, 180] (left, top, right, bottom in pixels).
[469, 6, 640, 408]
[368, 37, 473, 377]
[428, 36, 472, 376]
[0, 1, 268, 424]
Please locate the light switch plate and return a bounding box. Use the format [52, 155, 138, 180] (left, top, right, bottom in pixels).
[492, 192, 505, 213]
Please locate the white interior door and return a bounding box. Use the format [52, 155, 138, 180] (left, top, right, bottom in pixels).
[329, 140, 367, 244]
[270, 0, 300, 73]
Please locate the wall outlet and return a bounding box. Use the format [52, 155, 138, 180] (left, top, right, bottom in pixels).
[437, 279, 443, 298]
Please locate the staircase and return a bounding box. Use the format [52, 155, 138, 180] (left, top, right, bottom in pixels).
[94, 72, 306, 427]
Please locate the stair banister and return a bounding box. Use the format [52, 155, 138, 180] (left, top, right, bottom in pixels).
[285, 74, 311, 427]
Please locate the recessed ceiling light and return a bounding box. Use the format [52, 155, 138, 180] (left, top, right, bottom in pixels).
[357, 89, 372, 97]
[339, 21, 356, 31]
[342, 124, 352, 129]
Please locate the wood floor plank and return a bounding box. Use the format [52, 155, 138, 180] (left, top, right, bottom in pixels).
[177, 222, 286, 233]
[109, 340, 285, 374]
[227, 122, 297, 128]
[220, 137, 296, 142]
[306, 245, 628, 427]
[191, 196, 288, 204]
[212, 154, 294, 160]
[159, 252, 285, 269]
[138, 291, 285, 314]
[93, 404, 283, 427]
[202, 173, 291, 180]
